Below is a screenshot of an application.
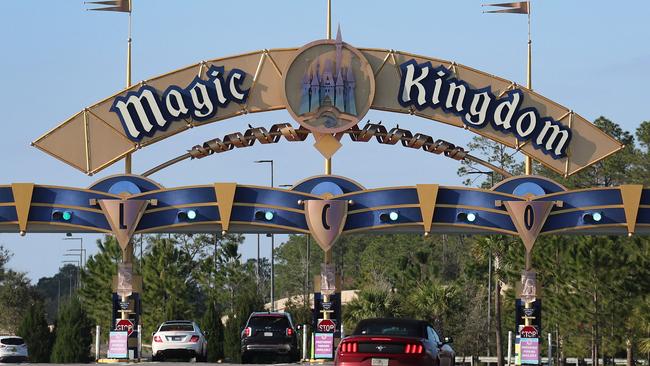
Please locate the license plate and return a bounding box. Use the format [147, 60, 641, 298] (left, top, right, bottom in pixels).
[372, 358, 389, 366]
[8, 347, 16, 352]
[264, 332, 273, 337]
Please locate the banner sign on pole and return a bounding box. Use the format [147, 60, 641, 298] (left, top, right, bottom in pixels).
[314, 332, 334, 359]
[520, 337, 540, 365]
[108, 331, 128, 359]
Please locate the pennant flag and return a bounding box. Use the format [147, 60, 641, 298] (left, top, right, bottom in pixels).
[86, 0, 131, 13]
[482, 1, 529, 14]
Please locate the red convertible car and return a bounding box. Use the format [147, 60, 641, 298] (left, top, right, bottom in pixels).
[335, 318, 455, 366]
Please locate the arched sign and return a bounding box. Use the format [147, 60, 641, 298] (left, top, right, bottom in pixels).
[33, 32, 623, 176]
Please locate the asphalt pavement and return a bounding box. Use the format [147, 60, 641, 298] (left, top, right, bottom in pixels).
[9, 363, 333, 366]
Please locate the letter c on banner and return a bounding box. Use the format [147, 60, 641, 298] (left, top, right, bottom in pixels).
[524, 205, 534, 231]
[321, 203, 331, 230]
[304, 200, 349, 252]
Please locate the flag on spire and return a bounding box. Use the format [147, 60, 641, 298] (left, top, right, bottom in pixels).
[86, 0, 131, 13]
[482, 1, 529, 14]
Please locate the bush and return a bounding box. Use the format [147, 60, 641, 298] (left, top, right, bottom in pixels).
[223, 313, 242, 363]
[202, 302, 225, 362]
[17, 301, 53, 362]
[50, 297, 92, 363]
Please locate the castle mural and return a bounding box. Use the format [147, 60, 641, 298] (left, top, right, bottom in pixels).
[298, 28, 357, 127]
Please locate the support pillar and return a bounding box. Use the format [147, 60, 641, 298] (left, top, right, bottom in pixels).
[95, 198, 152, 359]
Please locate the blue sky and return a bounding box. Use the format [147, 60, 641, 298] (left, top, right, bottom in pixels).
[0, 0, 649, 281]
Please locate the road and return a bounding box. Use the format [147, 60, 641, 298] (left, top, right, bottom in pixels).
[16, 363, 332, 366]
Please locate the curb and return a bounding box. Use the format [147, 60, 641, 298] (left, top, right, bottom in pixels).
[97, 359, 142, 363]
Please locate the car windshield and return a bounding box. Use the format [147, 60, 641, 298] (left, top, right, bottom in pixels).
[248, 316, 290, 328]
[0, 337, 24, 345]
[353, 319, 424, 337]
[159, 324, 194, 332]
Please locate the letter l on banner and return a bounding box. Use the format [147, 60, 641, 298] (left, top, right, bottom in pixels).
[99, 200, 149, 253]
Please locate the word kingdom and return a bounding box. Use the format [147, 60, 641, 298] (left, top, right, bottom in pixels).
[398, 60, 571, 158]
[111, 66, 249, 141]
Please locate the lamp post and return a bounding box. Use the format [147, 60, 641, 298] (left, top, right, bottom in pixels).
[254, 159, 275, 310]
[63, 236, 85, 266]
[61, 260, 80, 296]
[465, 170, 495, 356]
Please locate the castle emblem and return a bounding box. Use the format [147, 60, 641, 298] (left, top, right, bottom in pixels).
[298, 28, 356, 128]
[283, 26, 375, 134]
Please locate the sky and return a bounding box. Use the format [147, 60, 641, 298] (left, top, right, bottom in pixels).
[0, 0, 649, 281]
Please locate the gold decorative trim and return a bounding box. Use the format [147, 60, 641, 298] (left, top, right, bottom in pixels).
[214, 183, 237, 232]
[620, 185, 644, 235]
[416, 184, 439, 234]
[11, 183, 34, 234]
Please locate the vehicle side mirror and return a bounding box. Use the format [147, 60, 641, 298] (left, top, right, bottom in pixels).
[151, 332, 156, 337]
[204, 331, 210, 336]
[443, 336, 454, 344]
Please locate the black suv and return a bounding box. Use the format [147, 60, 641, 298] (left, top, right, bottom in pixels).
[240, 312, 299, 363]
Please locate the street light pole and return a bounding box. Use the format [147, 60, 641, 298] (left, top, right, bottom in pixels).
[256, 234, 260, 288]
[254, 160, 275, 310]
[465, 170, 495, 356]
[63, 237, 84, 267]
[306, 235, 311, 302]
[62, 260, 81, 295]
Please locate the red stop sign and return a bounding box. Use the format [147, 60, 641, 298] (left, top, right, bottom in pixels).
[317, 319, 336, 333]
[116, 319, 134, 336]
[520, 325, 538, 338]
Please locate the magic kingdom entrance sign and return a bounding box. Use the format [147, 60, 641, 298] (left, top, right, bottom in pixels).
[33, 28, 622, 177]
[11, 6, 646, 363]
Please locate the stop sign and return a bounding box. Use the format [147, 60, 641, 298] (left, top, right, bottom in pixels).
[317, 319, 336, 333]
[115, 319, 134, 336]
[520, 325, 538, 338]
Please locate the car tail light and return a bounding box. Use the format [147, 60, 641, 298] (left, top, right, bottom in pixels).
[153, 335, 163, 343]
[341, 342, 358, 353]
[189, 335, 200, 343]
[405, 343, 423, 354]
[244, 327, 252, 337]
[286, 328, 293, 336]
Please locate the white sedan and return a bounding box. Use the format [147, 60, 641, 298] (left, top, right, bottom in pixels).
[152, 320, 207, 361]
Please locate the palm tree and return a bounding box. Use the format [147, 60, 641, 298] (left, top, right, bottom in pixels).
[404, 281, 458, 333]
[344, 286, 401, 331]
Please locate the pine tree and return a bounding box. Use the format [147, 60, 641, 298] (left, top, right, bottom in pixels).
[201, 301, 225, 362]
[50, 297, 92, 363]
[17, 301, 53, 362]
[78, 236, 122, 342]
[223, 313, 243, 362]
[142, 235, 194, 340]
